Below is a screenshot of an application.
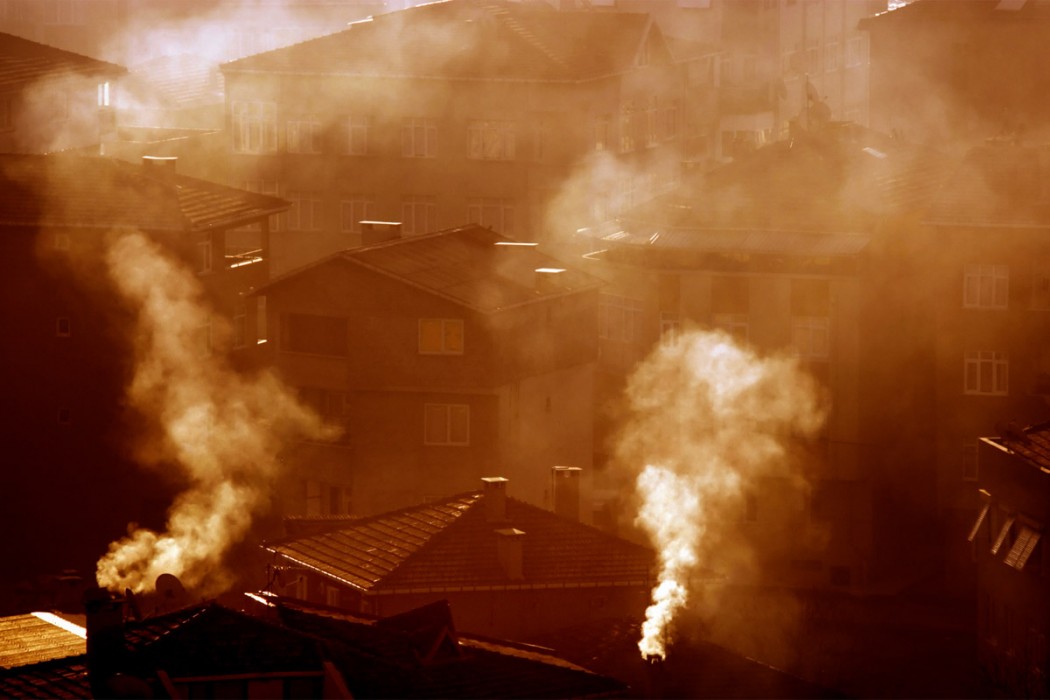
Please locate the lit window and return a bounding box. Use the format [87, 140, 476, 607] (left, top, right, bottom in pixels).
[467, 120, 516, 161]
[419, 318, 464, 355]
[963, 264, 1008, 308]
[401, 196, 436, 236]
[231, 101, 277, 154]
[964, 350, 1008, 396]
[340, 196, 374, 234]
[402, 117, 436, 158]
[1004, 525, 1041, 570]
[424, 403, 470, 446]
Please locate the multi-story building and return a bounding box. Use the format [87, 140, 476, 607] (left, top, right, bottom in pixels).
[0, 31, 124, 153]
[578, 121, 947, 590]
[220, 0, 690, 273]
[0, 153, 286, 585]
[242, 223, 601, 515]
[972, 422, 1050, 697]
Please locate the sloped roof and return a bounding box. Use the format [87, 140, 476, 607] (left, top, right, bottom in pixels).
[0, 32, 125, 90]
[223, 0, 661, 82]
[264, 490, 654, 594]
[256, 224, 602, 313]
[125, 53, 224, 108]
[0, 654, 89, 698]
[924, 142, 1050, 228]
[0, 154, 288, 232]
[987, 421, 1050, 473]
[0, 614, 85, 669]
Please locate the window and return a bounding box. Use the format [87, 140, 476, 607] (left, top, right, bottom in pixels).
[468, 120, 516, 160]
[599, 295, 643, 342]
[1004, 525, 1041, 570]
[825, 41, 840, 72]
[340, 196, 374, 234]
[964, 264, 1008, 308]
[402, 196, 436, 236]
[342, 115, 370, 155]
[286, 118, 321, 154]
[419, 318, 464, 355]
[424, 403, 470, 445]
[594, 114, 611, 151]
[402, 117, 436, 158]
[197, 238, 212, 273]
[305, 479, 351, 516]
[1031, 266, 1050, 309]
[56, 317, 70, 337]
[285, 191, 323, 231]
[964, 350, 1008, 395]
[660, 311, 680, 346]
[467, 198, 514, 235]
[232, 101, 277, 154]
[791, 317, 829, 359]
[845, 36, 865, 68]
[714, 313, 749, 344]
[281, 313, 348, 356]
[962, 443, 978, 481]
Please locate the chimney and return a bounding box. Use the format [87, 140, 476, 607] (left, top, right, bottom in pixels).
[360, 221, 402, 246]
[551, 466, 582, 521]
[141, 155, 177, 180]
[495, 528, 525, 580]
[83, 587, 126, 697]
[534, 267, 565, 295]
[481, 476, 509, 522]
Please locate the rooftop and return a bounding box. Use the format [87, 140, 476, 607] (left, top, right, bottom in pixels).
[0, 613, 85, 670]
[985, 421, 1050, 472]
[0, 153, 288, 232]
[222, 0, 663, 82]
[264, 488, 654, 595]
[0, 32, 125, 90]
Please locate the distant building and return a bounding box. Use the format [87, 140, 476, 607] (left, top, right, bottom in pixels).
[578, 122, 949, 590]
[263, 476, 654, 641]
[0, 153, 286, 582]
[0, 31, 124, 153]
[243, 224, 601, 514]
[972, 422, 1050, 697]
[860, 0, 1050, 147]
[220, 0, 690, 269]
[0, 590, 626, 698]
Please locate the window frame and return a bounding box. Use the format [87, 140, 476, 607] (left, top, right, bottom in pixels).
[231, 100, 278, 154]
[963, 264, 1009, 309]
[964, 350, 1009, 396]
[402, 117, 437, 158]
[418, 318, 464, 355]
[424, 403, 470, 446]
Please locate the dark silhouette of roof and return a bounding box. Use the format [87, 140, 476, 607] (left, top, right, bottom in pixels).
[222, 0, 662, 82]
[264, 490, 654, 594]
[0, 153, 288, 232]
[254, 224, 603, 313]
[0, 32, 125, 90]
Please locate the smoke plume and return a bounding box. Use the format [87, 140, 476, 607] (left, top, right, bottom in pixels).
[620, 329, 826, 660]
[95, 229, 335, 595]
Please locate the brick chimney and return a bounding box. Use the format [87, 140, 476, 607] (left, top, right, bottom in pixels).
[551, 466, 582, 521]
[83, 587, 126, 697]
[495, 528, 525, 580]
[481, 476, 508, 523]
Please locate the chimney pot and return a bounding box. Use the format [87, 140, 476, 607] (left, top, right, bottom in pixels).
[481, 476, 508, 523]
[495, 527, 525, 580]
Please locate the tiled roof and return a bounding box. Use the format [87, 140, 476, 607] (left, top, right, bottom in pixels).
[990, 421, 1050, 472]
[126, 54, 224, 108]
[223, 0, 658, 82]
[0, 614, 85, 669]
[924, 143, 1050, 228]
[264, 490, 654, 594]
[257, 224, 602, 313]
[0, 153, 288, 232]
[0, 655, 89, 699]
[0, 32, 125, 90]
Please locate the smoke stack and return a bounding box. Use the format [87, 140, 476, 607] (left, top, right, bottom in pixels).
[141, 155, 177, 180]
[83, 587, 126, 697]
[481, 476, 509, 523]
[360, 221, 402, 246]
[551, 466, 582, 521]
[495, 528, 525, 580]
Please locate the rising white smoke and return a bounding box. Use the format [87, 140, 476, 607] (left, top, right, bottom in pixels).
[96, 229, 335, 595]
[621, 329, 826, 660]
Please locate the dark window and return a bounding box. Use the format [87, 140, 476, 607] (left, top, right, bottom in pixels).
[281, 314, 348, 356]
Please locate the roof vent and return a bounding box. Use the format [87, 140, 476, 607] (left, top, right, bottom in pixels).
[551, 466, 582, 521]
[495, 528, 525, 580]
[481, 476, 509, 522]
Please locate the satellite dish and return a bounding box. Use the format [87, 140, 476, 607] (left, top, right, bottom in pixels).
[155, 573, 186, 608]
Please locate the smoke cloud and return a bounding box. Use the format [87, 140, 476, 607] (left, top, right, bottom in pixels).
[619, 328, 826, 660]
[95, 229, 335, 596]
